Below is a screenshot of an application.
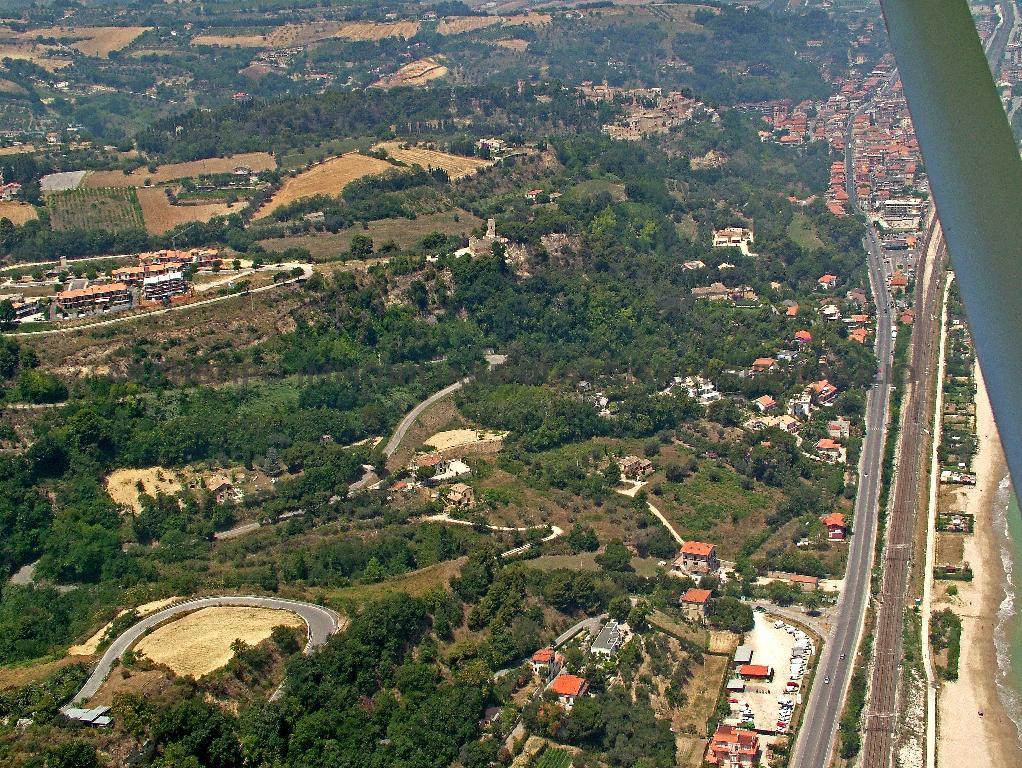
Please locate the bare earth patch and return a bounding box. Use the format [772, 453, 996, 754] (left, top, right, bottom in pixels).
[84, 152, 276, 188]
[494, 38, 530, 51]
[133, 606, 304, 678]
[373, 141, 493, 180]
[0, 201, 38, 225]
[374, 57, 448, 88]
[423, 428, 507, 452]
[136, 186, 245, 234]
[105, 466, 186, 514]
[253, 152, 393, 219]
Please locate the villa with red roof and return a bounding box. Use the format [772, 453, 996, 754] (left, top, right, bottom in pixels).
[674, 541, 719, 574]
[706, 724, 761, 766]
[550, 674, 589, 709]
[817, 274, 839, 291]
[821, 512, 847, 540]
[754, 395, 777, 413]
[681, 587, 712, 622]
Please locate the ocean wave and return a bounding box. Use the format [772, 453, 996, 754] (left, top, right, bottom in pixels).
[993, 474, 1022, 748]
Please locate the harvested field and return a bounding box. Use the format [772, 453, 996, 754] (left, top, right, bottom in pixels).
[0, 42, 70, 71]
[105, 466, 185, 514]
[191, 22, 343, 49]
[374, 57, 448, 88]
[191, 33, 268, 48]
[68, 597, 182, 656]
[334, 20, 420, 41]
[373, 142, 492, 180]
[0, 78, 27, 95]
[253, 152, 392, 220]
[137, 186, 245, 235]
[83, 152, 276, 188]
[47, 187, 144, 232]
[0, 656, 84, 691]
[437, 13, 549, 34]
[0, 144, 36, 156]
[423, 428, 507, 452]
[259, 209, 482, 260]
[24, 26, 150, 57]
[437, 16, 502, 35]
[133, 606, 304, 678]
[0, 201, 38, 225]
[494, 38, 530, 51]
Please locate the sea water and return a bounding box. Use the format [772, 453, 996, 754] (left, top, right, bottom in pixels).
[994, 477, 1022, 746]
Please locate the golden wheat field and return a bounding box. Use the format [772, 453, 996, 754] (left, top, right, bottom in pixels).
[373, 142, 493, 180]
[253, 152, 393, 219]
[137, 187, 246, 235]
[133, 607, 305, 677]
[84, 152, 277, 188]
[0, 201, 38, 225]
[334, 20, 420, 40]
[25, 26, 150, 57]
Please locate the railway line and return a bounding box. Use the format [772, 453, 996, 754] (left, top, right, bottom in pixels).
[860, 213, 946, 768]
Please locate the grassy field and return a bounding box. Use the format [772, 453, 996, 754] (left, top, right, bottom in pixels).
[326, 558, 467, 605]
[47, 187, 144, 232]
[787, 212, 824, 250]
[0, 201, 38, 225]
[137, 186, 245, 234]
[254, 153, 393, 220]
[259, 210, 482, 260]
[84, 152, 276, 188]
[374, 142, 493, 180]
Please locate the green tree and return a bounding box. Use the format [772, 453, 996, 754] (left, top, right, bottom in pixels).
[0, 299, 14, 329]
[596, 539, 632, 572]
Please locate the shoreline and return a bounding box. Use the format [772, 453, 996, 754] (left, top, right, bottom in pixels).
[935, 363, 1022, 768]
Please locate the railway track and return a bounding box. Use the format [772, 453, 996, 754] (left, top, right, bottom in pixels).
[860, 215, 945, 768]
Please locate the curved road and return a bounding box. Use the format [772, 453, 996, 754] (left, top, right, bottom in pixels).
[383, 378, 470, 458]
[64, 595, 340, 708]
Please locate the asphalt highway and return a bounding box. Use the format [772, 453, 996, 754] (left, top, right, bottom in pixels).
[789, 82, 897, 768]
[63, 595, 340, 708]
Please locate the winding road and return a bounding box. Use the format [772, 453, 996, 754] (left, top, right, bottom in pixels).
[63, 595, 340, 708]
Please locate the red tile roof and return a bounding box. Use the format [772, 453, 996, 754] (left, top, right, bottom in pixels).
[532, 648, 555, 663]
[821, 512, 846, 528]
[682, 587, 712, 604]
[550, 674, 587, 697]
[738, 664, 772, 678]
[681, 541, 716, 557]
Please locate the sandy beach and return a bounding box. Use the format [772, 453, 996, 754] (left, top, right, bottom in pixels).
[936, 363, 1022, 768]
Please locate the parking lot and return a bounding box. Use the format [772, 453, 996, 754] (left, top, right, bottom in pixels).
[726, 612, 816, 735]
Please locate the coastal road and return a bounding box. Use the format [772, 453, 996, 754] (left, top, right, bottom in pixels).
[790, 79, 898, 768]
[860, 210, 946, 768]
[64, 595, 341, 707]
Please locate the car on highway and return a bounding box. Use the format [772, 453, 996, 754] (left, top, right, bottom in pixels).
[824, 676, 831, 684]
